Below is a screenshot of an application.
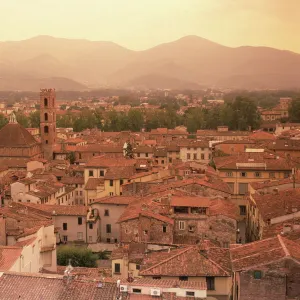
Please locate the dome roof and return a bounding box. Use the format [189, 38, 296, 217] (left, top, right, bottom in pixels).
[0, 122, 38, 148]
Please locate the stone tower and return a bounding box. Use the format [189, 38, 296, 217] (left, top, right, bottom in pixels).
[40, 88, 56, 160]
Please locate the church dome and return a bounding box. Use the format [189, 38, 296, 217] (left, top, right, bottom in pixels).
[0, 113, 38, 148]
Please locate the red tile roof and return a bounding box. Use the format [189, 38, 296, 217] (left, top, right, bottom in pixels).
[84, 178, 104, 190]
[86, 155, 137, 168]
[16, 202, 88, 216]
[170, 196, 211, 208]
[252, 188, 300, 221]
[0, 272, 117, 299]
[0, 247, 23, 271]
[140, 246, 232, 277]
[230, 235, 300, 271]
[92, 196, 138, 205]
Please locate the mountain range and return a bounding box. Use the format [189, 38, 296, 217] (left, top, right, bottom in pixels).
[0, 35, 300, 91]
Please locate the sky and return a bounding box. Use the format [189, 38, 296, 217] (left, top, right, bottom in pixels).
[1, 0, 300, 53]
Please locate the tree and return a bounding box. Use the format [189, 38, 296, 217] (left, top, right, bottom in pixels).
[124, 141, 134, 159]
[29, 111, 40, 128]
[289, 98, 300, 122]
[128, 109, 143, 132]
[57, 246, 98, 267]
[67, 152, 76, 164]
[16, 112, 30, 128]
[0, 114, 8, 129]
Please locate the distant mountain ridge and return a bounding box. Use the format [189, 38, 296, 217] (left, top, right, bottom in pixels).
[0, 35, 300, 90]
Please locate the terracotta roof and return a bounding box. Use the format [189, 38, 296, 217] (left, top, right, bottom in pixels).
[252, 188, 300, 221]
[230, 235, 300, 271]
[84, 178, 104, 190]
[214, 152, 292, 170]
[249, 131, 276, 140]
[86, 155, 137, 168]
[61, 176, 84, 185]
[0, 123, 38, 148]
[267, 139, 300, 151]
[104, 166, 135, 180]
[133, 146, 154, 153]
[140, 246, 232, 277]
[249, 177, 297, 190]
[92, 196, 137, 205]
[16, 202, 88, 216]
[170, 196, 211, 208]
[76, 144, 123, 153]
[0, 272, 117, 299]
[0, 247, 23, 271]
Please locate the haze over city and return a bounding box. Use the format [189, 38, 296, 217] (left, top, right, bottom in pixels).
[1, 1, 300, 300]
[1, 0, 300, 53]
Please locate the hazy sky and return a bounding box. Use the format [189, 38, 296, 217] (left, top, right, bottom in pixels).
[1, 0, 300, 53]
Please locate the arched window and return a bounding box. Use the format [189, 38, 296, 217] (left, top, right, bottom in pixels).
[44, 113, 48, 121]
[44, 126, 49, 133]
[44, 98, 48, 107]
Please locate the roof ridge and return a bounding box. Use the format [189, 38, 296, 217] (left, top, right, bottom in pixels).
[140, 247, 193, 274]
[277, 235, 291, 257]
[202, 250, 231, 275]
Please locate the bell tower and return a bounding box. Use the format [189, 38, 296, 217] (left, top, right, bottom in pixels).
[40, 88, 56, 160]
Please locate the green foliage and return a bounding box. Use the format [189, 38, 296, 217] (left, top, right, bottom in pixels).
[16, 112, 30, 128]
[128, 109, 143, 132]
[288, 98, 300, 122]
[67, 152, 76, 164]
[98, 250, 110, 260]
[0, 114, 8, 129]
[29, 111, 40, 128]
[57, 246, 98, 267]
[124, 141, 134, 159]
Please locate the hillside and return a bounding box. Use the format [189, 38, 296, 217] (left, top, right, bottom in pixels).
[0, 35, 300, 90]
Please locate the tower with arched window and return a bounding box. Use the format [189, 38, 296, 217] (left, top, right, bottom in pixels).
[40, 88, 56, 160]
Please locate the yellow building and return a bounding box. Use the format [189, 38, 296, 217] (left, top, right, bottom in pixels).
[214, 152, 293, 212]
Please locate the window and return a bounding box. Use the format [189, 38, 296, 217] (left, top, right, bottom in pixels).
[44, 98, 48, 107]
[114, 263, 121, 273]
[240, 172, 247, 177]
[201, 154, 204, 160]
[100, 170, 104, 176]
[44, 126, 49, 133]
[239, 183, 248, 195]
[169, 158, 172, 163]
[115, 238, 118, 243]
[106, 238, 111, 243]
[191, 207, 207, 215]
[106, 224, 111, 233]
[78, 217, 82, 225]
[179, 276, 188, 281]
[120, 179, 124, 185]
[77, 232, 83, 240]
[228, 182, 234, 193]
[109, 192, 114, 196]
[284, 172, 290, 178]
[63, 223, 67, 230]
[186, 291, 195, 297]
[174, 206, 189, 214]
[254, 172, 261, 178]
[187, 153, 191, 160]
[206, 277, 215, 290]
[223, 242, 229, 248]
[80, 191, 83, 196]
[253, 270, 262, 279]
[89, 223, 93, 229]
[44, 113, 48, 121]
[63, 235, 68, 242]
[179, 221, 185, 230]
[143, 230, 148, 235]
[152, 276, 161, 280]
[137, 153, 140, 157]
[145, 153, 149, 157]
[269, 172, 275, 178]
[89, 170, 94, 177]
[132, 289, 141, 294]
[162, 225, 167, 233]
[136, 264, 140, 270]
[109, 180, 113, 187]
[239, 205, 246, 215]
[162, 160, 164, 164]
[104, 209, 109, 216]
[193, 153, 197, 160]
[226, 172, 233, 177]
[45, 140, 48, 144]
